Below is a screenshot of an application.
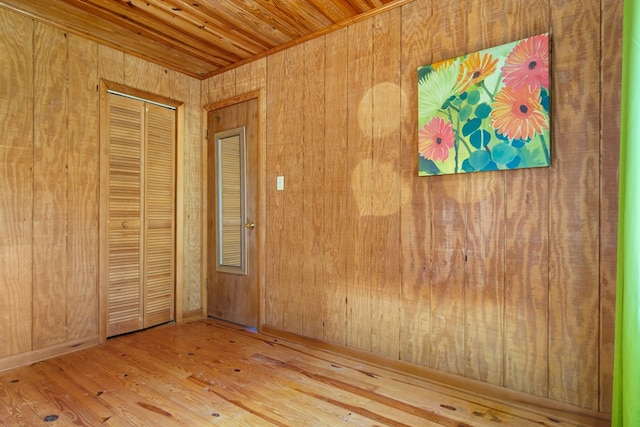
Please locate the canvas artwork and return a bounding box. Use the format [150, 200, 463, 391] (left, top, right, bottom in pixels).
[417, 33, 550, 176]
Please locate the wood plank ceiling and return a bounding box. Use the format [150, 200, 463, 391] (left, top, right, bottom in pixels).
[0, 0, 398, 79]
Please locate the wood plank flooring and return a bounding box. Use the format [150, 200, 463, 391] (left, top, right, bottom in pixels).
[0, 319, 602, 426]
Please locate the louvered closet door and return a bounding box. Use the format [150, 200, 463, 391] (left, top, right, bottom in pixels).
[106, 94, 176, 337]
[106, 94, 144, 337]
[143, 103, 175, 328]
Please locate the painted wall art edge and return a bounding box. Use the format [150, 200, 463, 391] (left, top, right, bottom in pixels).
[417, 33, 551, 176]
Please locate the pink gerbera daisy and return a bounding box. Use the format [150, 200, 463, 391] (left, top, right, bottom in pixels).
[490, 86, 548, 141]
[501, 34, 549, 91]
[419, 117, 455, 162]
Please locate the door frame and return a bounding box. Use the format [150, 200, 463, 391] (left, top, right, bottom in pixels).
[98, 80, 185, 343]
[203, 90, 264, 330]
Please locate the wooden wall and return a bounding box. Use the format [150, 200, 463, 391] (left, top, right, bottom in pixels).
[202, 0, 621, 415]
[0, 0, 621, 417]
[0, 7, 203, 369]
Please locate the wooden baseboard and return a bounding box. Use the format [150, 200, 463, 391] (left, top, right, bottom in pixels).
[260, 325, 611, 427]
[0, 336, 99, 373]
[181, 309, 202, 323]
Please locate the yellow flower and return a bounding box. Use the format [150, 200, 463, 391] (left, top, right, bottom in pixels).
[432, 58, 455, 71]
[456, 52, 499, 93]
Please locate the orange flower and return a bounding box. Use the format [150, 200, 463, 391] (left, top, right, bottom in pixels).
[490, 86, 548, 140]
[419, 117, 455, 162]
[456, 52, 499, 92]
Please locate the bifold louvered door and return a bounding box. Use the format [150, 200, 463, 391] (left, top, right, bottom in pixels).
[106, 93, 175, 337]
[143, 103, 176, 329]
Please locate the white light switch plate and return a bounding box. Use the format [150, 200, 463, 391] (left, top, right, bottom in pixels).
[276, 176, 284, 191]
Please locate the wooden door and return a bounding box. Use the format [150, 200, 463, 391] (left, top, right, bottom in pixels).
[207, 98, 259, 328]
[105, 94, 144, 337]
[143, 103, 176, 328]
[104, 93, 175, 337]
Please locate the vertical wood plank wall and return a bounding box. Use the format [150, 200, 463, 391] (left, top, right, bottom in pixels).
[502, 0, 551, 400]
[0, 8, 33, 359]
[0, 8, 203, 367]
[202, 0, 621, 414]
[599, 0, 622, 413]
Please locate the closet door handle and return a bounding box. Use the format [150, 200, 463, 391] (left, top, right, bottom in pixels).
[122, 221, 129, 229]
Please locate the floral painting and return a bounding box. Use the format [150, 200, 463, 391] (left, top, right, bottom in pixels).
[418, 33, 550, 176]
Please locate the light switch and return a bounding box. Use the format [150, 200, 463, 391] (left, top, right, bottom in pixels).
[276, 175, 284, 191]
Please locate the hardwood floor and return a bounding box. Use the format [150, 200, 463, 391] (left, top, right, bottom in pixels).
[0, 319, 603, 426]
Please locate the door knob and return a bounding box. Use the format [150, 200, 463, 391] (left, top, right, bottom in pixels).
[245, 221, 255, 229]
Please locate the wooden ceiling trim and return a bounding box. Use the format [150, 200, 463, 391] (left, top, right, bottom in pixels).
[229, 0, 322, 39]
[0, 0, 218, 77]
[151, 0, 290, 51]
[75, 0, 261, 59]
[62, 0, 245, 65]
[0, 0, 412, 79]
[256, 0, 335, 32]
[202, 0, 413, 79]
[348, 0, 386, 12]
[305, 0, 361, 22]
